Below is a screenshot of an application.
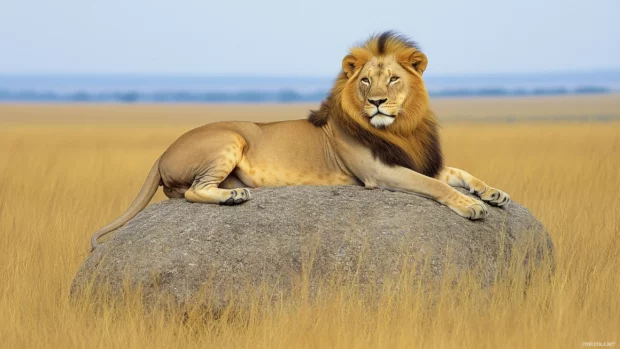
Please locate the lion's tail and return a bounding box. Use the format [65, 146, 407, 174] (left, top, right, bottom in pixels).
[90, 157, 162, 251]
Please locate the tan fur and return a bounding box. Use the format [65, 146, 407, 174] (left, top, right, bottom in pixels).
[437, 167, 510, 206]
[90, 32, 510, 251]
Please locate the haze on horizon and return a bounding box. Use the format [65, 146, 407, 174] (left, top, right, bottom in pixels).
[0, 0, 618, 77]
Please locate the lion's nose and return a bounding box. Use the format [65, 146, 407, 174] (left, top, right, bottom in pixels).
[368, 98, 387, 107]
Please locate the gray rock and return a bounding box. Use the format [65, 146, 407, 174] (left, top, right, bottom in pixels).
[71, 186, 553, 309]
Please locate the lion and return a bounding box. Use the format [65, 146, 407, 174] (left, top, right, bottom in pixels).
[90, 31, 510, 251]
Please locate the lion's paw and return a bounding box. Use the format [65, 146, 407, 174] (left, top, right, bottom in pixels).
[476, 187, 510, 207]
[219, 188, 252, 206]
[444, 193, 488, 220]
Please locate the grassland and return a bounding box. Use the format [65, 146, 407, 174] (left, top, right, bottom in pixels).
[0, 96, 619, 348]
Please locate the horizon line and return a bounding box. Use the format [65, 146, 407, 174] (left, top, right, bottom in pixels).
[1, 68, 620, 79]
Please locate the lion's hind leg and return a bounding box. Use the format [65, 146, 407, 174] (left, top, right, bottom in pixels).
[183, 136, 252, 206]
[437, 167, 510, 207]
[164, 186, 186, 199]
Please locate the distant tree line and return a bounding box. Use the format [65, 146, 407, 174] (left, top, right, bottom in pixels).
[0, 86, 611, 103]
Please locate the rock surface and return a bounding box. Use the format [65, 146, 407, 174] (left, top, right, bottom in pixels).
[71, 186, 553, 309]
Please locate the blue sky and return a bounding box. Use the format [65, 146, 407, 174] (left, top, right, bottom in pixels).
[0, 0, 618, 76]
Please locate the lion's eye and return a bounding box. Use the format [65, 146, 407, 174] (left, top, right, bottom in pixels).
[361, 77, 370, 84]
[390, 76, 400, 83]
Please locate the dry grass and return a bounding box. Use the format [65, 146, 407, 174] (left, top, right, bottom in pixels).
[0, 100, 619, 348]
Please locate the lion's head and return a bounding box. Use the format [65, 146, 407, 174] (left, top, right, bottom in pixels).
[340, 31, 429, 130]
[309, 31, 442, 178]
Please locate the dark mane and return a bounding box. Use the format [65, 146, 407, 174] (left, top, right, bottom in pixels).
[375, 31, 420, 54]
[307, 100, 331, 127]
[307, 95, 443, 178]
[307, 31, 441, 178]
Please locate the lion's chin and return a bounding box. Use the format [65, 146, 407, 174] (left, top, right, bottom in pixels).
[369, 114, 395, 128]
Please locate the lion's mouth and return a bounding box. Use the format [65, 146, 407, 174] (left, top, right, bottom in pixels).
[368, 113, 396, 128]
[367, 111, 395, 118]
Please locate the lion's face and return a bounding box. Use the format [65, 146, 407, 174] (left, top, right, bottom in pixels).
[356, 56, 411, 128]
[341, 49, 429, 130]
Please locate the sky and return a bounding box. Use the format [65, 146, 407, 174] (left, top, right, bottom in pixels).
[0, 0, 618, 77]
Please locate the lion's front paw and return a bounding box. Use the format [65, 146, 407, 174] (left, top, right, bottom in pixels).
[443, 192, 488, 220]
[476, 187, 510, 207]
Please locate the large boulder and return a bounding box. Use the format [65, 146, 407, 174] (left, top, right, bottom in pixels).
[71, 186, 553, 309]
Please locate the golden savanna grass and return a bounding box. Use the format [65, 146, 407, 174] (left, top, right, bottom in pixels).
[1, 96, 619, 348]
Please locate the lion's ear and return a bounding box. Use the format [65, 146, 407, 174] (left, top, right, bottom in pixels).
[410, 51, 428, 75]
[341, 54, 358, 78]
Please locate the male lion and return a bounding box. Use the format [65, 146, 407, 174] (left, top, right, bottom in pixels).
[90, 31, 509, 250]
